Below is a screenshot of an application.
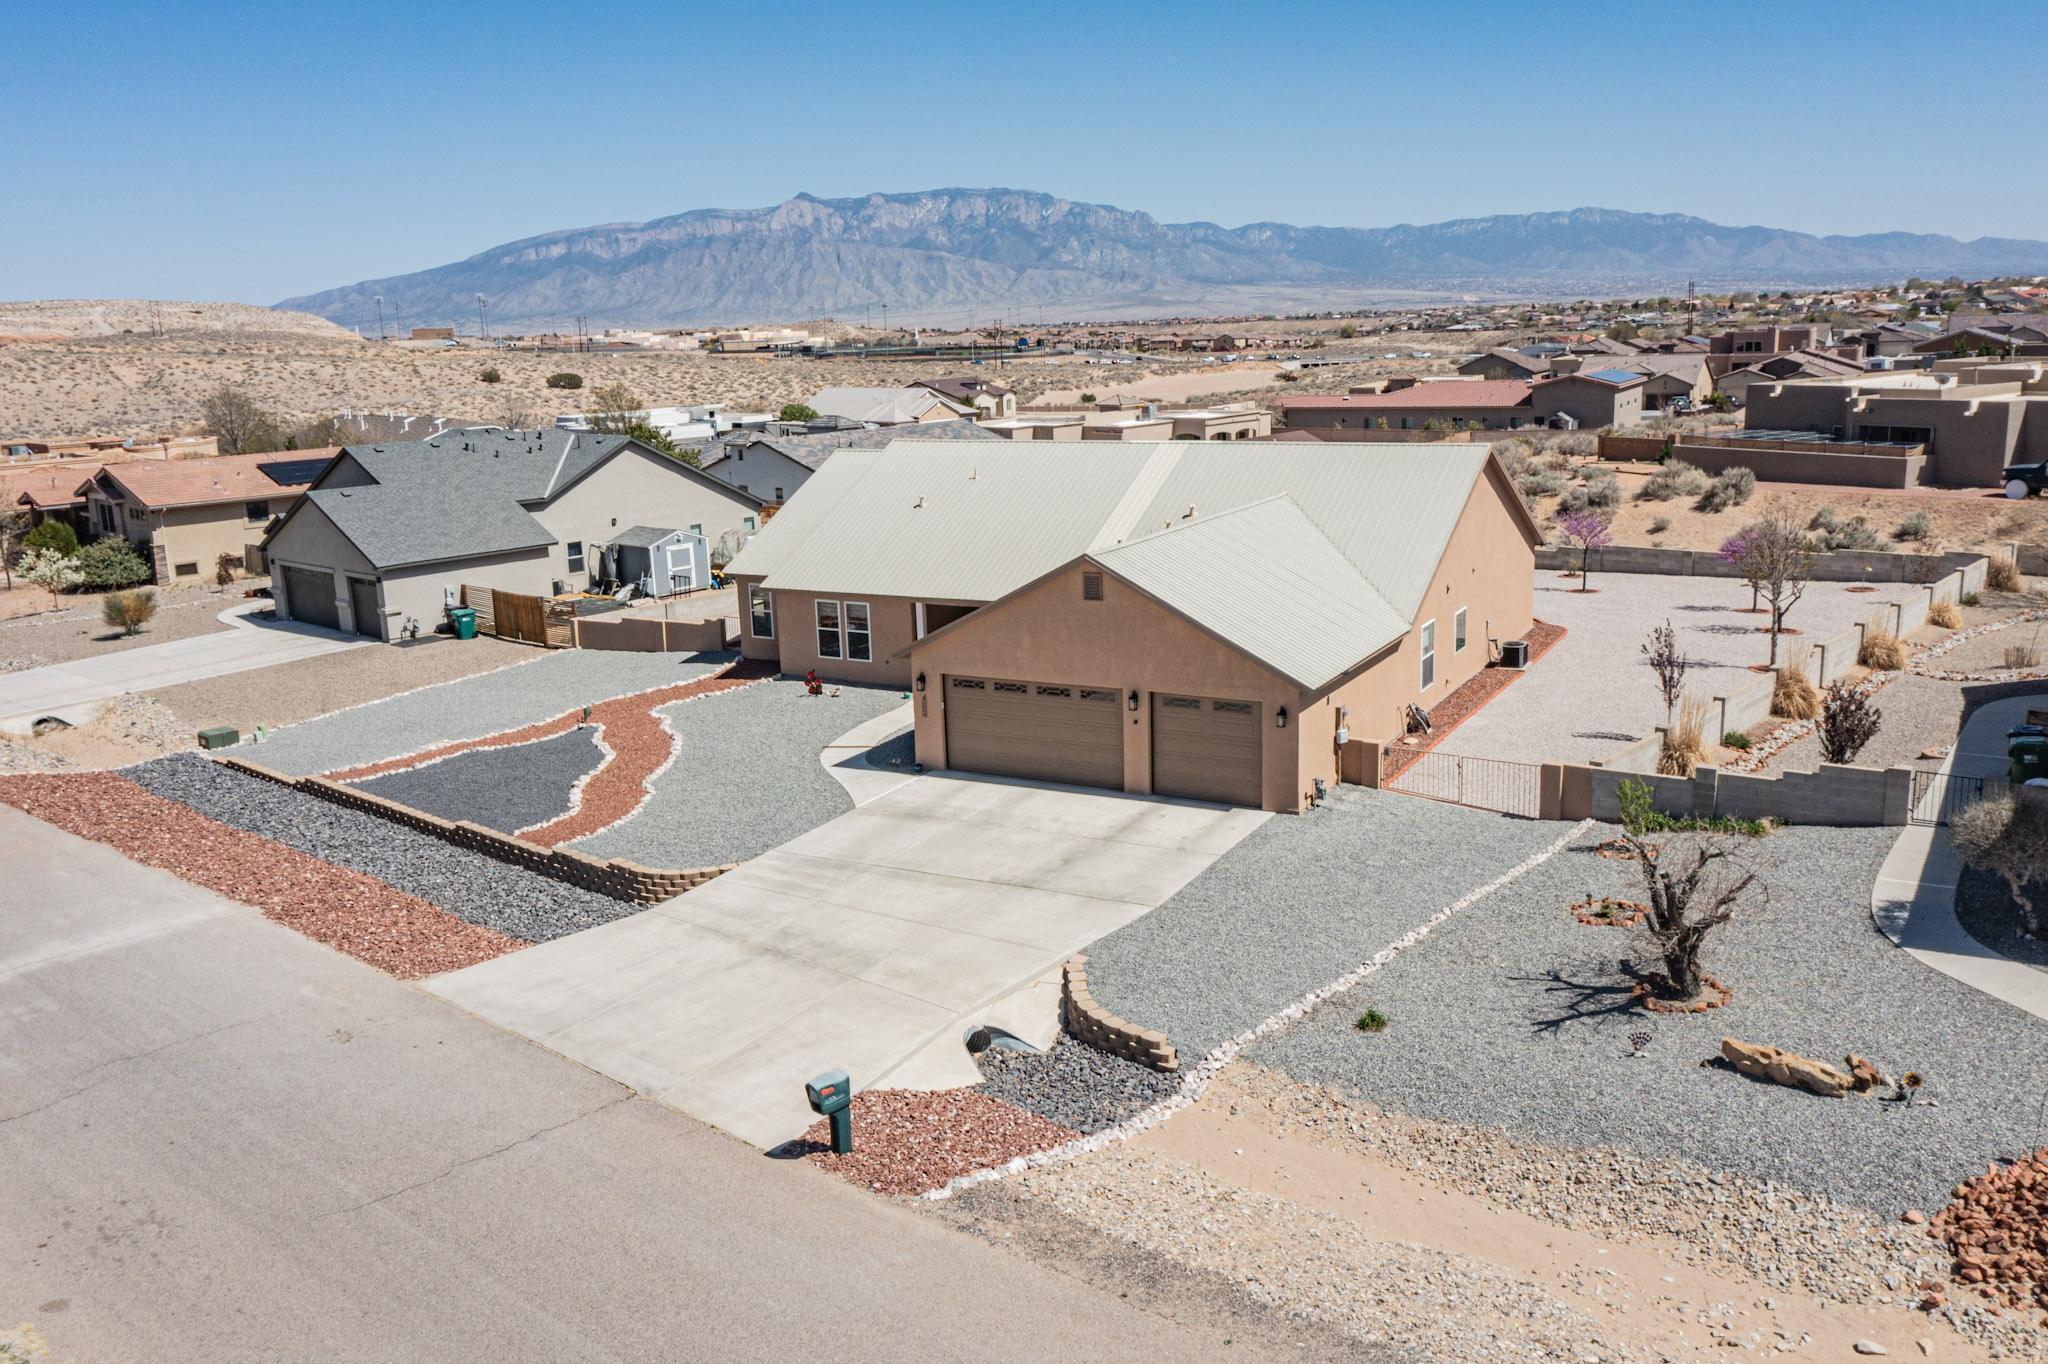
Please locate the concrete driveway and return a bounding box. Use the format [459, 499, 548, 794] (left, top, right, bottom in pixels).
[429, 773, 1268, 1147]
[0, 805, 1232, 1361]
[0, 601, 365, 733]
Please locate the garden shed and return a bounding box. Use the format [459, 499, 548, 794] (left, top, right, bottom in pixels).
[606, 525, 710, 597]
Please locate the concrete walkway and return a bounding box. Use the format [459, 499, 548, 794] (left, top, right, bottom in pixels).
[1871, 692, 2048, 1022]
[0, 600, 365, 733]
[430, 719, 1269, 1148]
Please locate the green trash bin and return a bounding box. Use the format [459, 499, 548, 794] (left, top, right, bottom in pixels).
[448, 606, 478, 640]
[2010, 726, 2047, 784]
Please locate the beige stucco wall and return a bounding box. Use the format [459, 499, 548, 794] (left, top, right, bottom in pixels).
[539, 445, 759, 589]
[266, 502, 376, 631]
[150, 502, 279, 583]
[380, 549, 553, 636]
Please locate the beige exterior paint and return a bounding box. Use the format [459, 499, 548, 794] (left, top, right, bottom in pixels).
[737, 578, 982, 686]
[265, 502, 376, 631]
[84, 477, 283, 585]
[540, 444, 758, 588]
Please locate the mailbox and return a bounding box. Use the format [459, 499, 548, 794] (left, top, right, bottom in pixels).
[806, 1068, 854, 1154]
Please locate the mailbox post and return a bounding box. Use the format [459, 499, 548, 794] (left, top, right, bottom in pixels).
[806, 1069, 853, 1154]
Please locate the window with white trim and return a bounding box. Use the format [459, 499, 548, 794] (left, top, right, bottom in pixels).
[566, 540, 585, 573]
[1454, 607, 1467, 653]
[748, 585, 773, 638]
[1420, 619, 1437, 689]
[844, 601, 871, 661]
[815, 598, 842, 659]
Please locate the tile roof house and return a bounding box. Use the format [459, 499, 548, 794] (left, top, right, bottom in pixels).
[728, 439, 1540, 811]
[804, 386, 976, 426]
[697, 418, 996, 503]
[260, 429, 761, 640]
[75, 449, 333, 584]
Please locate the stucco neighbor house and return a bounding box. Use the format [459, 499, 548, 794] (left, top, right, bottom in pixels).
[260, 429, 761, 640]
[76, 449, 332, 584]
[728, 439, 1539, 812]
[698, 419, 996, 503]
[1531, 369, 1648, 428]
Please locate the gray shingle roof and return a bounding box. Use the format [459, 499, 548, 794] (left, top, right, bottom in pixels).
[698, 418, 996, 474]
[610, 524, 681, 548]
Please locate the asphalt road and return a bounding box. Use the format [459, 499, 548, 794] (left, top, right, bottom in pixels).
[0, 804, 1225, 1362]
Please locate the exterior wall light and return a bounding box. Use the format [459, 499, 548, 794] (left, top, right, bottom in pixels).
[1276, 706, 1289, 729]
[1127, 689, 1140, 712]
[915, 672, 927, 693]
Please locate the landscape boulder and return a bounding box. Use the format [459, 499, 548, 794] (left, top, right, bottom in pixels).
[1721, 1038, 1854, 1098]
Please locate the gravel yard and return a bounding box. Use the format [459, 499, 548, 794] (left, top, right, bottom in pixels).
[0, 587, 246, 668]
[1081, 787, 1568, 1058]
[1767, 672, 1963, 774]
[352, 727, 606, 833]
[796, 1089, 1079, 1197]
[1251, 821, 2048, 1215]
[1439, 572, 1919, 764]
[241, 648, 729, 776]
[569, 679, 908, 868]
[974, 1037, 1180, 1134]
[128, 752, 641, 942]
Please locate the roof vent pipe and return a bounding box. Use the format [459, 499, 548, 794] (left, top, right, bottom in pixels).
[1185, 504, 1196, 519]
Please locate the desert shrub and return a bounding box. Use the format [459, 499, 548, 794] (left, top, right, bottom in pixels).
[1697, 466, 1756, 512]
[1518, 469, 1565, 500]
[1858, 621, 1907, 670]
[1353, 1009, 1389, 1033]
[1637, 460, 1708, 502]
[73, 537, 153, 590]
[1771, 655, 1821, 719]
[1893, 510, 1933, 543]
[22, 520, 78, 557]
[1986, 555, 2022, 592]
[1927, 598, 1960, 629]
[1078, 392, 1096, 404]
[1962, 591, 1981, 607]
[1808, 508, 1881, 551]
[101, 588, 157, 636]
[2007, 642, 2042, 669]
[1616, 779, 1773, 836]
[544, 372, 583, 390]
[1537, 449, 1574, 474]
[777, 402, 819, 423]
[1657, 693, 1710, 777]
[1818, 681, 1882, 764]
[1547, 432, 1598, 458]
[478, 366, 502, 384]
[1560, 472, 1622, 516]
[1722, 730, 1753, 751]
[1949, 791, 2048, 938]
[1649, 516, 1672, 535]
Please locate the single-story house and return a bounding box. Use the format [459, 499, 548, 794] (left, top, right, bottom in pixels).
[804, 387, 975, 426]
[698, 418, 995, 502]
[1458, 348, 1550, 382]
[1531, 369, 1647, 428]
[1278, 381, 1537, 435]
[261, 429, 761, 639]
[1546, 354, 1711, 411]
[728, 440, 1540, 812]
[912, 376, 1017, 418]
[76, 449, 332, 584]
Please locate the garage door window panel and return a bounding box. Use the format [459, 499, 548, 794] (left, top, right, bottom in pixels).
[816, 599, 842, 659]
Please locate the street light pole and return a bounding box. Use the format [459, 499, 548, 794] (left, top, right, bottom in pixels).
[374, 295, 386, 340]
[476, 294, 489, 344]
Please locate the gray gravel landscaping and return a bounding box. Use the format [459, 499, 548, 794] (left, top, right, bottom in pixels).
[569, 679, 909, 868]
[1251, 820, 2048, 1214]
[1082, 787, 1569, 1058]
[864, 728, 917, 771]
[1769, 672, 1961, 774]
[245, 649, 731, 776]
[974, 1036, 1180, 1134]
[128, 752, 641, 942]
[352, 727, 605, 833]
[1954, 865, 2048, 973]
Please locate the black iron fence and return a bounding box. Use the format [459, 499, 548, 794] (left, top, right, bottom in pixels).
[1388, 750, 1545, 818]
[1908, 769, 2011, 826]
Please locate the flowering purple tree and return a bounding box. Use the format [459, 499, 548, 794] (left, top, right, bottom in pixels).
[1717, 526, 1766, 612]
[1558, 509, 1612, 591]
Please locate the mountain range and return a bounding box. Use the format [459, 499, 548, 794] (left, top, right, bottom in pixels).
[277, 189, 2048, 330]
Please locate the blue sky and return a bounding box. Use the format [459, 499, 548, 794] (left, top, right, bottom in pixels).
[5, 1, 2043, 303]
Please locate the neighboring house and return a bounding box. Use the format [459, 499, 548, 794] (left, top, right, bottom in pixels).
[989, 401, 1271, 441]
[2, 432, 216, 463]
[261, 429, 761, 639]
[729, 439, 1539, 812]
[1912, 325, 2044, 358]
[1531, 370, 1648, 428]
[1744, 362, 2048, 486]
[804, 387, 975, 426]
[76, 449, 331, 584]
[1458, 348, 1549, 382]
[1278, 381, 1535, 435]
[9, 462, 106, 537]
[912, 376, 1017, 418]
[698, 419, 997, 501]
[1546, 353, 1711, 412]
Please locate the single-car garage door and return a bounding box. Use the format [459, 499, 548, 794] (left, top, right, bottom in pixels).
[945, 676, 1124, 790]
[1151, 693, 1261, 807]
[281, 565, 339, 630]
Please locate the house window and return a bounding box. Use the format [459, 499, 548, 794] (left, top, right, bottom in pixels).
[743, 516, 756, 531]
[1420, 619, 1437, 689]
[689, 523, 702, 536]
[244, 500, 270, 523]
[128, 505, 145, 520]
[774, 486, 784, 501]
[815, 598, 842, 659]
[1454, 608, 1468, 653]
[748, 585, 773, 638]
[566, 541, 585, 573]
[174, 561, 198, 577]
[97, 503, 115, 534]
[845, 601, 871, 661]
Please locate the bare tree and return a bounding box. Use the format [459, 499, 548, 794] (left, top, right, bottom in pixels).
[1726, 512, 1814, 666]
[1642, 619, 1687, 727]
[585, 382, 643, 432]
[200, 384, 283, 455]
[1949, 791, 2048, 938]
[1617, 780, 1762, 1002]
[0, 506, 26, 592]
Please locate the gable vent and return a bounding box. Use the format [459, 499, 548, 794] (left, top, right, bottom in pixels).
[1082, 571, 1103, 601]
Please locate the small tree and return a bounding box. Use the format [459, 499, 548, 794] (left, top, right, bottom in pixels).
[1816, 681, 1881, 764]
[19, 546, 82, 606]
[586, 382, 642, 431]
[1727, 512, 1813, 666]
[101, 588, 158, 636]
[778, 402, 819, 423]
[0, 506, 27, 591]
[1338, 322, 1359, 339]
[73, 537, 154, 590]
[22, 519, 79, 558]
[1949, 791, 2048, 938]
[215, 552, 241, 588]
[1642, 619, 1687, 726]
[1557, 508, 1611, 590]
[200, 384, 283, 455]
[1717, 526, 1764, 612]
[1617, 780, 1761, 1003]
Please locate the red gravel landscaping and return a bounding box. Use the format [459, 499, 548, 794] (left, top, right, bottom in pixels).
[0, 772, 524, 979]
[795, 1089, 1079, 1197]
[1383, 619, 1568, 780]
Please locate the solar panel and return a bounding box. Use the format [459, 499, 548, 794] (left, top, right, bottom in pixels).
[257, 456, 334, 487]
[1583, 368, 1644, 384]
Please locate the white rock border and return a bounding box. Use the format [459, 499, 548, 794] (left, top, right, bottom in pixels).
[920, 818, 1595, 1201]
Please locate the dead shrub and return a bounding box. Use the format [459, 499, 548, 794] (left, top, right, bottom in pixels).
[1771, 655, 1821, 719]
[1657, 694, 1711, 777]
[1858, 622, 1907, 671]
[1986, 556, 2022, 592]
[1927, 598, 1960, 630]
[2007, 641, 2042, 669]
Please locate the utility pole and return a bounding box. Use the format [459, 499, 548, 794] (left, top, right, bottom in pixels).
[374, 294, 386, 341]
[476, 294, 489, 344]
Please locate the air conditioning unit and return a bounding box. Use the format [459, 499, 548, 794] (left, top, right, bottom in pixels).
[1501, 639, 1531, 669]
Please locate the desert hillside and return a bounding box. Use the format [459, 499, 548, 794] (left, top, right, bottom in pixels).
[0, 299, 357, 341]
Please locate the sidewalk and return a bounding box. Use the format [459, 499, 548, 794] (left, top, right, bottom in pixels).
[0, 601, 365, 734]
[1871, 692, 2048, 1022]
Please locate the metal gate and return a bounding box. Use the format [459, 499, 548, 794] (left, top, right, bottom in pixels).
[1388, 749, 1545, 818]
[1908, 769, 2009, 826]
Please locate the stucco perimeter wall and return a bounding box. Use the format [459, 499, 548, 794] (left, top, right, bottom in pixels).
[1534, 545, 1989, 589]
[1673, 442, 1925, 489]
[1578, 762, 1913, 827]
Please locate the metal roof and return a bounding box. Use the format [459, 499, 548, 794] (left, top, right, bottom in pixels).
[1091, 497, 1407, 690]
[728, 439, 1504, 622]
